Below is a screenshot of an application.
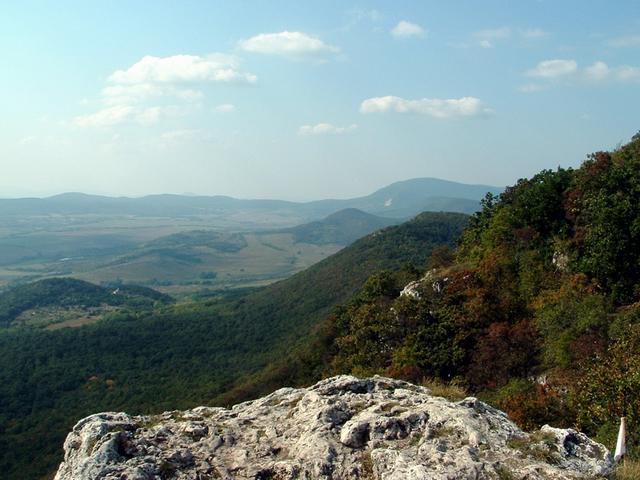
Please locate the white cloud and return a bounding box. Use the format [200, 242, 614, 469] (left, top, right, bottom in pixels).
[238, 31, 339, 59]
[298, 123, 357, 135]
[463, 26, 546, 48]
[526, 59, 578, 78]
[391, 21, 426, 38]
[521, 59, 640, 91]
[518, 83, 545, 93]
[520, 28, 549, 39]
[73, 105, 136, 127]
[616, 65, 640, 81]
[214, 103, 236, 113]
[108, 54, 256, 85]
[73, 105, 178, 127]
[607, 35, 640, 48]
[73, 53, 252, 128]
[360, 96, 491, 118]
[584, 61, 610, 81]
[475, 27, 511, 39]
[136, 107, 164, 126]
[101, 84, 204, 105]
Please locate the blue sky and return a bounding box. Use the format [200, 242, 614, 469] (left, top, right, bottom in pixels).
[1, 0, 639, 199]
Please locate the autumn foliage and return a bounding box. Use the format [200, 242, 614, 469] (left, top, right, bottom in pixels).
[325, 133, 640, 454]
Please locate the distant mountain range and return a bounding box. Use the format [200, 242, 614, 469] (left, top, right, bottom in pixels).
[0, 178, 502, 221]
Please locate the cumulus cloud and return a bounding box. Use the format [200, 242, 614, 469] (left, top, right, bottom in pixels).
[74, 53, 253, 127]
[391, 21, 426, 38]
[521, 59, 640, 90]
[584, 61, 610, 81]
[298, 123, 357, 135]
[108, 54, 256, 85]
[238, 31, 339, 59]
[360, 96, 491, 118]
[526, 59, 578, 78]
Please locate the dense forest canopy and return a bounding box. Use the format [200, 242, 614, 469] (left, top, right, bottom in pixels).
[282, 133, 640, 458]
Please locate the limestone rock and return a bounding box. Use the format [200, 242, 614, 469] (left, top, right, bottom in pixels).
[55, 375, 612, 480]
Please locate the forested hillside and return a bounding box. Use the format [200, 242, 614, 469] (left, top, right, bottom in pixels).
[0, 278, 171, 328]
[238, 134, 640, 460]
[0, 211, 467, 479]
[279, 208, 398, 245]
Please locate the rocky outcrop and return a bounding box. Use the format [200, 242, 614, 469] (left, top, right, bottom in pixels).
[55, 375, 612, 480]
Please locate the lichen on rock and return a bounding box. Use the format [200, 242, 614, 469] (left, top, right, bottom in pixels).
[54, 375, 612, 480]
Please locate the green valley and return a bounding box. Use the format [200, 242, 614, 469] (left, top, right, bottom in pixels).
[0, 211, 468, 479]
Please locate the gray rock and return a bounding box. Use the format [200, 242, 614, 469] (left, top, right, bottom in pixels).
[54, 375, 612, 480]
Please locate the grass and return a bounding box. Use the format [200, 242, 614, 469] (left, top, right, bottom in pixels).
[494, 464, 516, 480]
[613, 459, 640, 479]
[507, 431, 559, 464]
[421, 377, 468, 401]
[12, 304, 120, 330]
[428, 423, 458, 440]
[360, 450, 376, 479]
[409, 432, 423, 446]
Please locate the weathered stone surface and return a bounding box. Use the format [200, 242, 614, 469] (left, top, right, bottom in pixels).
[55, 375, 612, 480]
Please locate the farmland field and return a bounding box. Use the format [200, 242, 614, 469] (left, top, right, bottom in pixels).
[0, 215, 343, 295]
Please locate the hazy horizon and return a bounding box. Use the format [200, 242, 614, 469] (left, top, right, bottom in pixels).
[0, 175, 503, 201]
[2, 1, 639, 200]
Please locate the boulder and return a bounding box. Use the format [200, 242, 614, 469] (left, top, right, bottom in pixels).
[55, 375, 612, 480]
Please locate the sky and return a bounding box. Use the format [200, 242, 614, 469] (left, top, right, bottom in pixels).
[1, 0, 639, 200]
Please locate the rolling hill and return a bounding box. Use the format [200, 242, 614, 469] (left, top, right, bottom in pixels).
[0, 209, 400, 294]
[0, 278, 172, 329]
[70, 209, 395, 291]
[0, 211, 468, 479]
[278, 208, 399, 245]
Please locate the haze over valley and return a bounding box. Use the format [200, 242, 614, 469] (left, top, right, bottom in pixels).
[0, 177, 499, 294]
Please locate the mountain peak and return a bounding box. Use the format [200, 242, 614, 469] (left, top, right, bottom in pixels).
[323, 207, 383, 221]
